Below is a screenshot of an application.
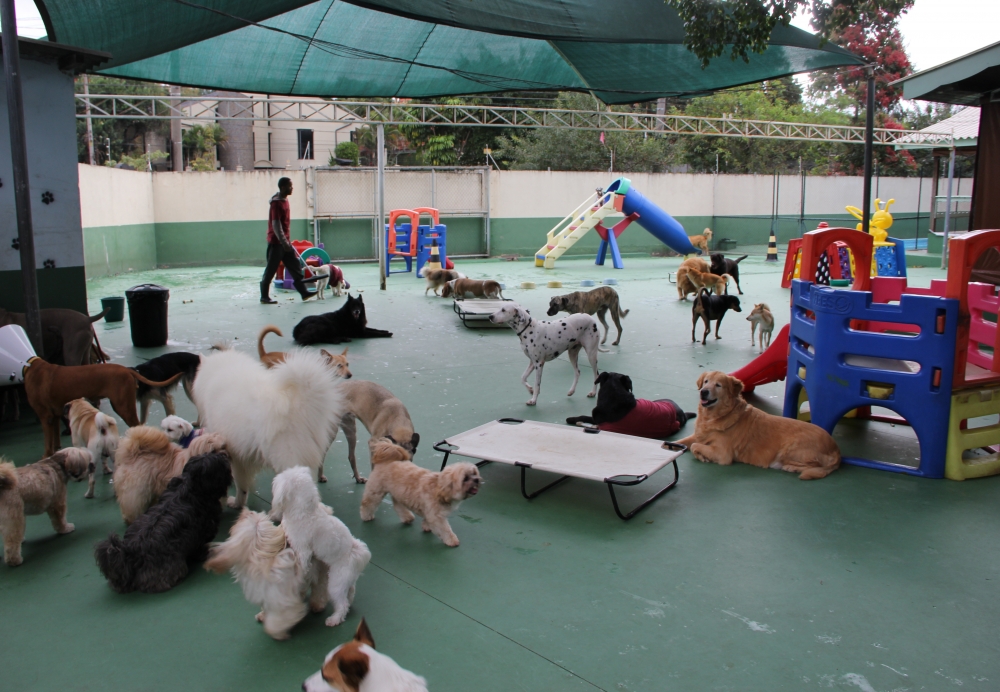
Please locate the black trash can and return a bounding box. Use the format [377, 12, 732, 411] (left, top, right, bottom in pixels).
[125, 284, 170, 347]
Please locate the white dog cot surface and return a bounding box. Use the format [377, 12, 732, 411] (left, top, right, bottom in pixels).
[434, 419, 686, 519]
[452, 299, 512, 328]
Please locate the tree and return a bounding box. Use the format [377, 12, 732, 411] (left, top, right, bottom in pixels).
[182, 124, 227, 171]
[76, 76, 169, 165]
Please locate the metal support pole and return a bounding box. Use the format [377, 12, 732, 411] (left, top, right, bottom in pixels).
[1, 0, 43, 352]
[484, 167, 491, 256]
[861, 68, 875, 236]
[83, 74, 95, 165]
[798, 156, 806, 237]
[942, 146, 956, 269]
[170, 85, 182, 171]
[377, 123, 386, 290]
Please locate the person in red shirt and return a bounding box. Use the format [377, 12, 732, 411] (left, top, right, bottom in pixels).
[260, 177, 314, 303]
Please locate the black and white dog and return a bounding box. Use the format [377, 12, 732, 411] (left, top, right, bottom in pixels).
[292, 294, 393, 345]
[132, 352, 202, 424]
[94, 452, 231, 594]
[489, 303, 607, 406]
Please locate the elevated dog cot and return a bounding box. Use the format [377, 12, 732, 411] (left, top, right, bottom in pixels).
[452, 298, 512, 328]
[434, 418, 686, 520]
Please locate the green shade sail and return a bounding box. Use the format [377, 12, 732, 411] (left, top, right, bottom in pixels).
[38, 0, 863, 103]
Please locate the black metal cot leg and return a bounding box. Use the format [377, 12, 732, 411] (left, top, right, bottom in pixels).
[517, 463, 571, 500]
[606, 459, 679, 521]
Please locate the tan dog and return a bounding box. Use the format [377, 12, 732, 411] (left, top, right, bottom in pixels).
[675, 259, 730, 300]
[421, 266, 464, 296]
[257, 325, 352, 377]
[359, 441, 481, 547]
[0, 448, 93, 566]
[113, 425, 227, 523]
[688, 228, 713, 254]
[67, 399, 120, 499]
[23, 358, 183, 457]
[324, 379, 419, 484]
[441, 278, 504, 300]
[677, 371, 841, 480]
[747, 303, 775, 351]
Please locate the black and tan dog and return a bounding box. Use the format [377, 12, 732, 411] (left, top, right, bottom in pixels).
[692, 288, 741, 345]
[132, 351, 202, 424]
[547, 286, 629, 345]
[567, 372, 693, 439]
[710, 254, 748, 295]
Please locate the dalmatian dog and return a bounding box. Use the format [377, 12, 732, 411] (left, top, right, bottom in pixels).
[490, 303, 608, 406]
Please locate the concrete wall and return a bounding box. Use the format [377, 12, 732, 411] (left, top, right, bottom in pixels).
[79, 166, 156, 277]
[0, 53, 87, 312]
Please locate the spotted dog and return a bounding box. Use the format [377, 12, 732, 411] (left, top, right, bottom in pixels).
[489, 303, 607, 406]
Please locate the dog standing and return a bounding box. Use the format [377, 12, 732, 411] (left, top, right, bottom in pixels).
[313, 263, 348, 299]
[710, 253, 748, 295]
[692, 288, 742, 345]
[293, 294, 393, 345]
[547, 286, 629, 346]
[257, 325, 352, 378]
[747, 303, 775, 351]
[67, 398, 119, 498]
[441, 278, 503, 300]
[420, 266, 464, 296]
[303, 619, 428, 692]
[688, 228, 713, 254]
[360, 441, 481, 548]
[676, 258, 730, 300]
[132, 352, 202, 424]
[677, 371, 841, 480]
[0, 307, 108, 366]
[95, 452, 232, 593]
[0, 448, 92, 566]
[490, 303, 607, 406]
[271, 467, 371, 627]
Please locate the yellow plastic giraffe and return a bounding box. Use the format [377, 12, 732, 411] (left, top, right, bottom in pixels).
[846, 198, 895, 246]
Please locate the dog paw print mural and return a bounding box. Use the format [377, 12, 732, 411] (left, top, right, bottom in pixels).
[43, 259, 56, 269]
[41, 191, 54, 204]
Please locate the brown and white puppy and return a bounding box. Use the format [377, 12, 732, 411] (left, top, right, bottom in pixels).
[257, 325, 352, 378]
[0, 448, 93, 566]
[112, 425, 227, 523]
[360, 441, 481, 547]
[746, 303, 775, 351]
[303, 619, 428, 692]
[677, 371, 841, 480]
[420, 266, 464, 296]
[676, 258, 729, 300]
[688, 228, 713, 254]
[66, 398, 120, 499]
[325, 379, 419, 484]
[441, 278, 503, 300]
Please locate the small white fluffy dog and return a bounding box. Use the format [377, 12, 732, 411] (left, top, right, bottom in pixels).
[303, 619, 428, 692]
[160, 414, 194, 443]
[205, 509, 325, 640]
[113, 425, 227, 524]
[272, 467, 371, 627]
[360, 441, 482, 547]
[194, 347, 344, 508]
[67, 398, 119, 499]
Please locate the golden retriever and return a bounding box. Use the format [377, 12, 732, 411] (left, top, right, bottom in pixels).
[677, 371, 841, 480]
[676, 258, 729, 300]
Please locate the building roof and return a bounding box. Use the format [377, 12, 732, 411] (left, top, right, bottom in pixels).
[0, 34, 110, 74]
[893, 41, 1000, 106]
[895, 107, 979, 150]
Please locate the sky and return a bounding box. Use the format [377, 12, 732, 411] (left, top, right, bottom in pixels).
[3, 0, 999, 79]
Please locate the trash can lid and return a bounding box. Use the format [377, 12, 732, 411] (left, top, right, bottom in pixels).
[127, 283, 169, 293]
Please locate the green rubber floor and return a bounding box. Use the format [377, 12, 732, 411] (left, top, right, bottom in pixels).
[2, 254, 998, 691]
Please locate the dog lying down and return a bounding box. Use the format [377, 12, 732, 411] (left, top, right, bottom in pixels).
[566, 372, 694, 439]
[303, 619, 428, 692]
[677, 371, 841, 480]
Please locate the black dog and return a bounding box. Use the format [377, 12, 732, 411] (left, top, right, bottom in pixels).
[566, 372, 693, 439]
[132, 352, 202, 424]
[292, 294, 393, 345]
[94, 452, 231, 594]
[710, 254, 748, 295]
[692, 288, 742, 345]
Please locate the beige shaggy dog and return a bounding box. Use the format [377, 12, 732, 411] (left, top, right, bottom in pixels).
[359, 441, 482, 547]
[257, 325, 352, 378]
[0, 448, 93, 566]
[688, 228, 713, 253]
[421, 266, 464, 296]
[113, 425, 227, 523]
[677, 371, 841, 480]
[746, 303, 775, 351]
[67, 398, 120, 499]
[675, 258, 730, 300]
[441, 278, 503, 300]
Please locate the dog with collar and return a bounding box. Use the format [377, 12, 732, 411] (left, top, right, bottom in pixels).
[489, 303, 607, 406]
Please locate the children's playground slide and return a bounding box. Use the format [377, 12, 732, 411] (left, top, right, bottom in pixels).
[730, 324, 790, 394]
[537, 177, 700, 269]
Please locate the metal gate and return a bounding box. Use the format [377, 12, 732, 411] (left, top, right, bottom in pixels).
[312, 166, 490, 260]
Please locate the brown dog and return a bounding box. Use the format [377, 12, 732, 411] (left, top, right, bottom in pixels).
[23, 358, 183, 457]
[441, 278, 503, 300]
[0, 307, 109, 366]
[687, 228, 713, 254]
[257, 325, 352, 378]
[676, 258, 730, 300]
[677, 371, 841, 480]
[421, 267, 464, 296]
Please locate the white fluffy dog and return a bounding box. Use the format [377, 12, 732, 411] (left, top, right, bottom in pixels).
[271, 467, 371, 627]
[194, 348, 344, 508]
[67, 398, 119, 499]
[160, 414, 193, 443]
[205, 508, 325, 640]
[360, 441, 482, 547]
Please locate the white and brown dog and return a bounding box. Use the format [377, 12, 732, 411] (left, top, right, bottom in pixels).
[314, 264, 349, 299]
[303, 619, 428, 692]
[66, 398, 119, 498]
[489, 303, 607, 406]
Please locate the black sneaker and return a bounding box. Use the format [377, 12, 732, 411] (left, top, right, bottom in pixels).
[260, 297, 278, 304]
[300, 292, 316, 301]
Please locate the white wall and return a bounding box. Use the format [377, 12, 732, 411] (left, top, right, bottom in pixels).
[151, 170, 310, 223]
[78, 165, 155, 228]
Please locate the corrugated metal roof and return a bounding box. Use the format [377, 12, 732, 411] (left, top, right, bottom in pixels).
[895, 107, 979, 149]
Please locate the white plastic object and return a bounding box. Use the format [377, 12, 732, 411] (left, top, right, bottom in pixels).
[0, 324, 37, 384]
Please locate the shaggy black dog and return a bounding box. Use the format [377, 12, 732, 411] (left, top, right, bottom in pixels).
[709, 253, 748, 295]
[94, 452, 231, 594]
[132, 351, 202, 423]
[692, 288, 742, 345]
[292, 294, 393, 345]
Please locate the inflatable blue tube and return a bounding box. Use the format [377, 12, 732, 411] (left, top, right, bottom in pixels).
[606, 178, 700, 255]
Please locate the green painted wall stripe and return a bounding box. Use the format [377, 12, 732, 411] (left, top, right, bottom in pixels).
[83, 223, 157, 278]
[0, 266, 88, 313]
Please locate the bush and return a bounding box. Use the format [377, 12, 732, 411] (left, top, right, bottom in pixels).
[333, 141, 360, 166]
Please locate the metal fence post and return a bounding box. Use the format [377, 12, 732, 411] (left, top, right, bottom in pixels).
[484, 167, 491, 256]
[942, 146, 956, 269]
[377, 124, 386, 290]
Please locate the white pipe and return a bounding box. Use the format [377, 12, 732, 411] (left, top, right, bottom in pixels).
[942, 145, 956, 269]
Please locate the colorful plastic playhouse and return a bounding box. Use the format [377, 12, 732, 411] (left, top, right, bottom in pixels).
[536, 178, 699, 269]
[384, 207, 450, 278]
[779, 226, 1000, 481]
[273, 239, 331, 291]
